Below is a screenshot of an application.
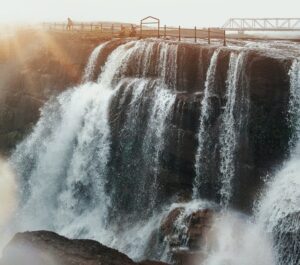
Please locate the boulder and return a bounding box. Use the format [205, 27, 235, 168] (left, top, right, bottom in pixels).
[1, 231, 169, 265]
[160, 207, 217, 265]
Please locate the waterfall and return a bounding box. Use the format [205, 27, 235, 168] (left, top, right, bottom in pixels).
[8, 38, 300, 265]
[288, 60, 300, 149]
[82, 41, 109, 82]
[106, 41, 177, 219]
[256, 59, 300, 265]
[193, 49, 220, 198]
[11, 76, 115, 236]
[141, 86, 176, 211]
[10, 40, 178, 261]
[219, 52, 245, 207]
[10, 40, 139, 235]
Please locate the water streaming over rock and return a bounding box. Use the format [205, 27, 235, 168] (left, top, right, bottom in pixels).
[82, 41, 109, 82]
[6, 39, 300, 264]
[192, 57, 300, 265]
[256, 59, 300, 265]
[193, 49, 220, 198]
[10, 40, 178, 260]
[219, 52, 245, 207]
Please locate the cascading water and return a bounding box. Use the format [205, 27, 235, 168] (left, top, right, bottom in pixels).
[82, 41, 109, 82]
[219, 51, 245, 207]
[9, 40, 178, 261]
[193, 49, 220, 198]
[106, 41, 177, 220]
[194, 49, 247, 206]
[141, 87, 176, 211]
[6, 37, 300, 265]
[256, 59, 300, 265]
[200, 57, 300, 265]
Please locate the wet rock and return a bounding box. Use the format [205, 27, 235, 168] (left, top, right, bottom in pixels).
[1, 231, 169, 265]
[172, 250, 204, 265]
[161, 207, 185, 237]
[139, 261, 170, 265]
[160, 207, 217, 265]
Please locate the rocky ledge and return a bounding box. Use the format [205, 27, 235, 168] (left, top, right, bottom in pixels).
[1, 231, 169, 265]
[160, 207, 218, 265]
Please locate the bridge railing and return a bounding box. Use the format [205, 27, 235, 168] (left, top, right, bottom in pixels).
[222, 18, 300, 31]
[42, 22, 227, 45]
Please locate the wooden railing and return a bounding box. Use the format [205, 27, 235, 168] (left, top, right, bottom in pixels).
[42, 22, 129, 36]
[42, 22, 227, 45]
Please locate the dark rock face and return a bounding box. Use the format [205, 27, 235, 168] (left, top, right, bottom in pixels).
[161, 47, 292, 213]
[160, 208, 217, 265]
[1, 231, 169, 265]
[232, 51, 292, 211]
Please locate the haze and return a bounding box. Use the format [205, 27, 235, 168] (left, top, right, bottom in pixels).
[1, 0, 300, 27]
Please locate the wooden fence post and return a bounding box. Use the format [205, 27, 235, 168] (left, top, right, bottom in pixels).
[90, 23, 93, 31]
[100, 24, 103, 33]
[140, 21, 143, 39]
[179, 26, 181, 41]
[194, 26, 197, 43]
[208, 28, 211, 45]
[223, 30, 227, 46]
[111, 24, 114, 38]
[164, 25, 166, 39]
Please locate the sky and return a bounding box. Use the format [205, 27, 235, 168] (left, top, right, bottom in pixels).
[1, 0, 300, 27]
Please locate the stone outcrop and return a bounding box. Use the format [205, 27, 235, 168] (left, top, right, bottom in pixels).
[160, 207, 217, 265]
[1, 231, 169, 265]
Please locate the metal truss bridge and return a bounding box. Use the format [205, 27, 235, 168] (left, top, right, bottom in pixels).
[222, 18, 300, 31]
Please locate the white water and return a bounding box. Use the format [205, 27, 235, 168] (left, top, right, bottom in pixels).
[255, 59, 300, 264]
[11, 41, 144, 235]
[10, 41, 136, 241]
[82, 41, 109, 82]
[257, 59, 300, 232]
[200, 58, 300, 265]
[158, 42, 178, 89]
[7, 39, 300, 265]
[9, 40, 179, 261]
[201, 212, 275, 265]
[142, 86, 176, 209]
[12, 83, 114, 234]
[194, 49, 221, 197]
[219, 52, 245, 207]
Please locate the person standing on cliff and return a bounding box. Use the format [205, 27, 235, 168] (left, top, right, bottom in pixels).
[67, 17, 74, 31]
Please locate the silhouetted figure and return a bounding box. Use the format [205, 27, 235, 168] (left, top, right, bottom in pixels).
[67, 17, 74, 31]
[130, 24, 137, 37]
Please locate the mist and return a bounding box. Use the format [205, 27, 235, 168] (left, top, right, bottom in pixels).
[0, 158, 17, 249]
